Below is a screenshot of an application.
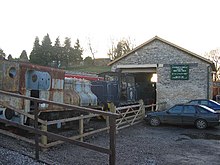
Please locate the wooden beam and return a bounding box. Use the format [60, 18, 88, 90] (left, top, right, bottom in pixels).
[0, 118, 111, 154]
[0, 90, 119, 117]
[46, 127, 109, 148]
[47, 114, 99, 125]
[0, 101, 46, 124]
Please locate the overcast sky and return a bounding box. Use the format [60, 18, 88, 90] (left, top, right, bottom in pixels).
[0, 0, 220, 59]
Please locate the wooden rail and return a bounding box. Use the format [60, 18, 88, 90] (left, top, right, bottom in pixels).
[0, 90, 119, 165]
[144, 102, 167, 111]
[106, 100, 145, 131]
[106, 101, 167, 132]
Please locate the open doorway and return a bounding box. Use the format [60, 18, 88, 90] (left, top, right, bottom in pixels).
[134, 73, 157, 105]
[30, 90, 39, 110]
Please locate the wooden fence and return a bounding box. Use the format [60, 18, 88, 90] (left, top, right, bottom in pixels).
[0, 89, 167, 164]
[105, 100, 144, 131]
[0, 90, 118, 165]
[144, 102, 167, 112]
[106, 101, 167, 132]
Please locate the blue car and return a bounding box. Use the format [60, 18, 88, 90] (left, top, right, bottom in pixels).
[188, 99, 220, 111]
[145, 104, 220, 129]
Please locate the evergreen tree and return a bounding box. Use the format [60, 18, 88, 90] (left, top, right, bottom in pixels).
[52, 37, 63, 68]
[19, 50, 29, 62]
[63, 37, 73, 67]
[30, 34, 53, 66]
[73, 39, 83, 65]
[0, 48, 6, 60]
[29, 35, 84, 68]
[7, 54, 13, 61]
[29, 36, 43, 65]
[41, 33, 53, 66]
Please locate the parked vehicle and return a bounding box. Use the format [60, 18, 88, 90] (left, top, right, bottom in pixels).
[92, 71, 137, 107]
[145, 104, 220, 129]
[187, 99, 220, 111]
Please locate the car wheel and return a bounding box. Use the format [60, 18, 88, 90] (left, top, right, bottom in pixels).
[195, 119, 207, 129]
[149, 117, 160, 126]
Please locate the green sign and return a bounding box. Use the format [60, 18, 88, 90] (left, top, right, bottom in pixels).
[171, 65, 189, 80]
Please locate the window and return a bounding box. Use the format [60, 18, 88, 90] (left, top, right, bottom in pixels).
[9, 67, 16, 78]
[200, 100, 208, 105]
[188, 100, 199, 105]
[208, 101, 219, 107]
[183, 106, 196, 114]
[32, 74, 38, 82]
[197, 107, 211, 114]
[168, 105, 183, 114]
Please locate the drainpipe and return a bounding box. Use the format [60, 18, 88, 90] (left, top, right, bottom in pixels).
[207, 65, 210, 99]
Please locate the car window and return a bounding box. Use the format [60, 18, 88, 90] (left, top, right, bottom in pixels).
[183, 106, 196, 114]
[200, 100, 208, 105]
[168, 105, 182, 114]
[208, 101, 219, 107]
[188, 100, 198, 105]
[197, 106, 212, 114]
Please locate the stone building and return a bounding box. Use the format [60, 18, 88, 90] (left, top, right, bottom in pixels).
[108, 36, 215, 109]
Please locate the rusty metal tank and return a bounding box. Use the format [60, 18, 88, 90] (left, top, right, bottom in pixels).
[83, 79, 97, 106]
[74, 78, 90, 106]
[64, 78, 80, 105]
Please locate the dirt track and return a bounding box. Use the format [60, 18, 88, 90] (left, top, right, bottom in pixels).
[0, 121, 220, 165]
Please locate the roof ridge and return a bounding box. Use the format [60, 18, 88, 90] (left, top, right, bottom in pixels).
[108, 36, 214, 68]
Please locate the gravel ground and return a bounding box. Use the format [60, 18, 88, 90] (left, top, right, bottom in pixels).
[0, 121, 220, 165]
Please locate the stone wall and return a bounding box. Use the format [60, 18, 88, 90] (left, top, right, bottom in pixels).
[111, 39, 213, 109]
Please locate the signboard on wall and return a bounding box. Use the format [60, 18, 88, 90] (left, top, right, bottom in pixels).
[171, 64, 189, 80]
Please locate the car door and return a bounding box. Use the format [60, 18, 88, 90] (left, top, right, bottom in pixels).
[181, 105, 197, 125]
[163, 105, 183, 124]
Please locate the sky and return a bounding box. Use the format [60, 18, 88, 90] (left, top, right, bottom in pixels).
[0, 0, 220, 59]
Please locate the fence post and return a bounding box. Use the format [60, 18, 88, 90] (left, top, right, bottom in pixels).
[79, 115, 84, 142]
[34, 101, 39, 161]
[109, 102, 116, 114]
[109, 116, 116, 165]
[106, 115, 109, 133]
[109, 102, 118, 134]
[41, 123, 47, 146]
[151, 104, 154, 111]
[138, 100, 145, 118]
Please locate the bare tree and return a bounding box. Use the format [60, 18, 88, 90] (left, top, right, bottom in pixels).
[204, 48, 220, 81]
[107, 38, 135, 60]
[87, 38, 97, 60]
